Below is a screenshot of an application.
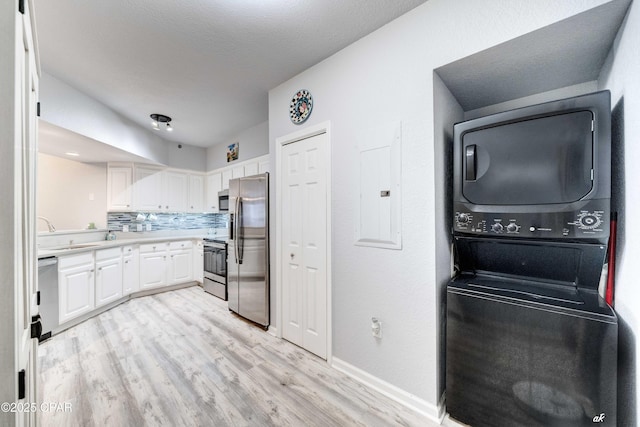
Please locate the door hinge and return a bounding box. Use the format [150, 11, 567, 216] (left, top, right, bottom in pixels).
[18, 0, 24, 14]
[37, 102, 41, 117]
[18, 370, 26, 399]
[37, 290, 40, 306]
[31, 314, 42, 340]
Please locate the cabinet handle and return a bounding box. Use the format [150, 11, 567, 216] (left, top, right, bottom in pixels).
[166, 205, 169, 209]
[158, 205, 162, 209]
[98, 267, 102, 271]
[125, 260, 129, 264]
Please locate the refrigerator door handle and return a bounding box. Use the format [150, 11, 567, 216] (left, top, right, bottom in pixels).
[234, 195, 241, 264]
[238, 196, 244, 264]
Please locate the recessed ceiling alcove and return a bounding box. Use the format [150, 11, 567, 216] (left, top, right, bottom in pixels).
[435, 0, 631, 113]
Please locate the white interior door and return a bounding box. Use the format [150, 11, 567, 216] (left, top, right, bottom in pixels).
[281, 133, 328, 359]
[16, 2, 39, 425]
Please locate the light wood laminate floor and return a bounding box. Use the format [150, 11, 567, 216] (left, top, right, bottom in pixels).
[38, 286, 436, 426]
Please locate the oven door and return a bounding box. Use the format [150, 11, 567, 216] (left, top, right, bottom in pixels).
[203, 242, 227, 300]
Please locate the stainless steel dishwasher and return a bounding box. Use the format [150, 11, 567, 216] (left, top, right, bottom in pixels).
[38, 256, 58, 341]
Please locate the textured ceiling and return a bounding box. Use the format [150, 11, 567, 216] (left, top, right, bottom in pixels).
[34, 0, 427, 148]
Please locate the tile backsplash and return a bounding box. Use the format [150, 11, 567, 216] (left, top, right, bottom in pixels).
[108, 212, 228, 232]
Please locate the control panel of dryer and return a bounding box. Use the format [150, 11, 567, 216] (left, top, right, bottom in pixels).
[453, 200, 610, 241]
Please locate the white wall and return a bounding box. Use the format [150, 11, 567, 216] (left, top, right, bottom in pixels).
[268, 0, 613, 418]
[432, 73, 464, 398]
[39, 73, 207, 171]
[598, 2, 640, 424]
[37, 153, 107, 232]
[206, 120, 268, 171]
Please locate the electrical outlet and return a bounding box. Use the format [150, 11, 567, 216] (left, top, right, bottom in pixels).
[371, 317, 382, 339]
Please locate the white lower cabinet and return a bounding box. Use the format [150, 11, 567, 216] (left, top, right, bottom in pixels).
[139, 243, 169, 290]
[95, 247, 123, 308]
[59, 252, 95, 324]
[193, 240, 204, 283]
[168, 241, 193, 285]
[57, 239, 199, 326]
[122, 245, 140, 296]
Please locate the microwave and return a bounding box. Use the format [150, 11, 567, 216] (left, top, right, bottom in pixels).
[218, 190, 229, 212]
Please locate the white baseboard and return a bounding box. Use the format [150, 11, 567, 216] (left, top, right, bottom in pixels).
[331, 357, 445, 423]
[267, 325, 278, 337]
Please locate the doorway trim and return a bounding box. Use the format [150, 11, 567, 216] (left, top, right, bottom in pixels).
[275, 120, 332, 363]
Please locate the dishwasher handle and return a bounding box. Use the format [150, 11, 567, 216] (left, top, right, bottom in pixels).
[38, 257, 58, 268]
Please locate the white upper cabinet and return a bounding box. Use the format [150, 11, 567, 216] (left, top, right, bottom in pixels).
[163, 170, 189, 212]
[258, 159, 270, 174]
[133, 165, 164, 211]
[107, 165, 133, 211]
[206, 172, 222, 213]
[244, 162, 259, 176]
[188, 174, 205, 212]
[107, 155, 268, 213]
[221, 169, 233, 190]
[231, 165, 245, 179]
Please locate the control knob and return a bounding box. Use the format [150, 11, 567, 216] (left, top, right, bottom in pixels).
[491, 223, 504, 233]
[506, 223, 518, 233]
[457, 213, 470, 224]
[578, 213, 602, 230]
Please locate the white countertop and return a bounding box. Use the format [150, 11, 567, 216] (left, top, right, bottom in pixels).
[38, 234, 207, 259]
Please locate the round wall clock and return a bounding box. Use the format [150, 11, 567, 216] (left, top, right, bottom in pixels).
[289, 89, 313, 124]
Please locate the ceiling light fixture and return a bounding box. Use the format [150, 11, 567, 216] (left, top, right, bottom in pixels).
[150, 113, 172, 132]
[65, 151, 80, 157]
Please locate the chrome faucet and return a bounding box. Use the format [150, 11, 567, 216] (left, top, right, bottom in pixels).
[37, 216, 56, 233]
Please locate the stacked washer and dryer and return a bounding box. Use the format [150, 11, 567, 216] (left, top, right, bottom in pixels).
[446, 91, 618, 426]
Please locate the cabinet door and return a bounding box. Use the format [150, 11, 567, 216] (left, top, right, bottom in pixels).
[134, 166, 163, 211]
[258, 159, 270, 174]
[168, 250, 193, 285]
[59, 263, 95, 323]
[107, 166, 132, 211]
[193, 241, 204, 283]
[206, 173, 222, 212]
[163, 170, 189, 211]
[122, 246, 140, 296]
[95, 256, 123, 307]
[189, 174, 205, 212]
[139, 252, 167, 289]
[221, 169, 233, 190]
[244, 162, 259, 176]
[232, 165, 245, 179]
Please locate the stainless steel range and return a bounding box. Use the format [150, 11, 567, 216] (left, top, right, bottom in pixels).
[203, 238, 227, 300]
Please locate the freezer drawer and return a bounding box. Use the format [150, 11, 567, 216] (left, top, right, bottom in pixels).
[446, 286, 617, 427]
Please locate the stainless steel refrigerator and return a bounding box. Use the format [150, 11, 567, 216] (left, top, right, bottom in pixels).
[228, 173, 269, 328]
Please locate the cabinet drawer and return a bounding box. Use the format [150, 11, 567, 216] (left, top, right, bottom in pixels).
[58, 252, 94, 270]
[169, 241, 193, 250]
[96, 246, 122, 261]
[140, 243, 168, 253]
[122, 245, 136, 256]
